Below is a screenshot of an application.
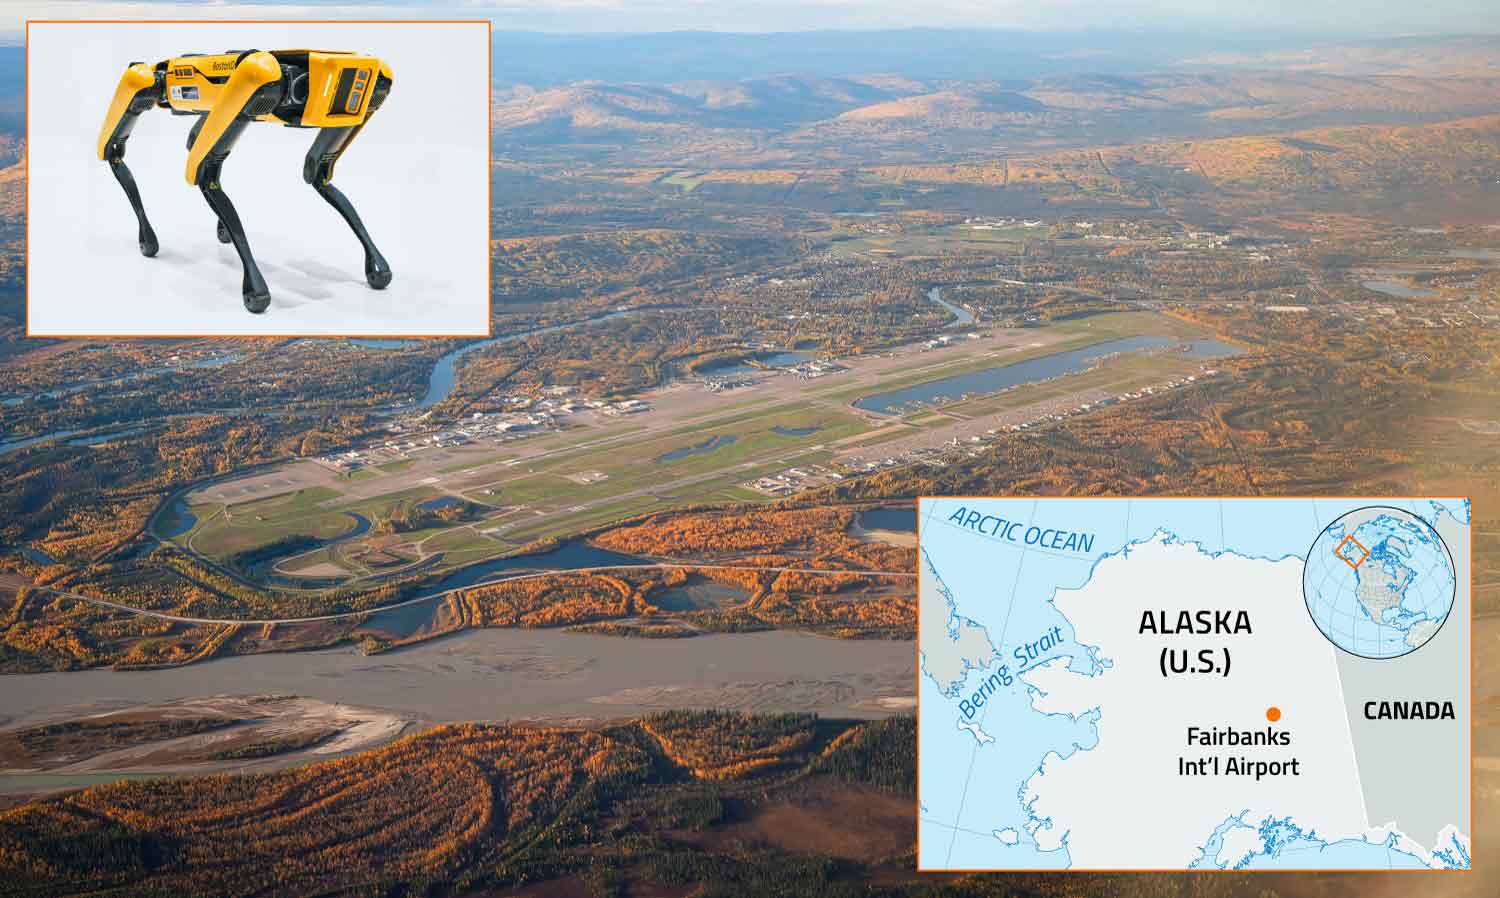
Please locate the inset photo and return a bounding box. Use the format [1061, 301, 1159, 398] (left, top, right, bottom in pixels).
[26, 19, 490, 336]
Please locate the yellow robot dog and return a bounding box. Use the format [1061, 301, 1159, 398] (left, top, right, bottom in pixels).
[98, 50, 393, 313]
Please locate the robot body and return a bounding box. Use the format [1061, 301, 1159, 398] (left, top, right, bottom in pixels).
[98, 50, 394, 313]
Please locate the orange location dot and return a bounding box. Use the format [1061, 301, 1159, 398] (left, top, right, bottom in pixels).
[1266, 706, 1282, 723]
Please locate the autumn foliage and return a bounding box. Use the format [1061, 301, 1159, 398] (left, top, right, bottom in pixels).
[641, 709, 819, 780]
[0, 722, 650, 896]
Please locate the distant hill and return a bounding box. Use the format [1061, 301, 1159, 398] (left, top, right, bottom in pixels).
[492, 65, 1500, 165]
[863, 112, 1500, 205]
[1, 36, 1499, 167]
[493, 75, 905, 139]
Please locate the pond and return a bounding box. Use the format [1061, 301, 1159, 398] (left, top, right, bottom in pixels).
[156, 499, 198, 540]
[268, 538, 650, 597]
[857, 507, 917, 533]
[656, 434, 737, 463]
[416, 495, 469, 513]
[3, 425, 156, 456]
[650, 579, 752, 612]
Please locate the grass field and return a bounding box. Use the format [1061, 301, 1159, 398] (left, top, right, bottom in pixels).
[812, 311, 1209, 406]
[496, 494, 671, 544]
[337, 486, 450, 522]
[279, 545, 363, 576]
[419, 526, 505, 566]
[187, 488, 355, 558]
[450, 405, 861, 512]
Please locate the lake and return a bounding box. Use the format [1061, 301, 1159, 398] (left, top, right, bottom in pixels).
[853, 336, 1241, 416]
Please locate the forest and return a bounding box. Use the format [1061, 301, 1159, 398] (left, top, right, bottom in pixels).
[0, 710, 1438, 897]
[0, 499, 922, 671]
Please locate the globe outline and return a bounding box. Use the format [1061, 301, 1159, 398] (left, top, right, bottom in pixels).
[1301, 504, 1457, 660]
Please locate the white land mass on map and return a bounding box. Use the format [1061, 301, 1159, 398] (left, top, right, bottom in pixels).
[1019, 536, 1374, 869]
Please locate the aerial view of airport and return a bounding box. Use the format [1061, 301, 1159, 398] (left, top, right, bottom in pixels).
[0, 5, 1498, 897]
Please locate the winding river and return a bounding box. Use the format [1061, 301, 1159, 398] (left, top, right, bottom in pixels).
[414, 309, 643, 410]
[0, 312, 649, 455]
[928, 286, 974, 327]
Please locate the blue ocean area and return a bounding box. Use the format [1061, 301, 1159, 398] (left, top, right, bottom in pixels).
[1190, 812, 1461, 869]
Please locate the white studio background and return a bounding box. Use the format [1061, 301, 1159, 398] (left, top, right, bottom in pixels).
[27, 21, 490, 336]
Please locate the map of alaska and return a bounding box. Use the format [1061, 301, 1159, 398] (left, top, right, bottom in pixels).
[917, 497, 1470, 871]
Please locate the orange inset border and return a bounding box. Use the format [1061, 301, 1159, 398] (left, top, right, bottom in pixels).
[24, 17, 494, 339]
[915, 494, 1474, 874]
[1334, 533, 1370, 570]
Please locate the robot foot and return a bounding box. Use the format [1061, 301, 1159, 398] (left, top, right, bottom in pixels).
[243, 289, 271, 314]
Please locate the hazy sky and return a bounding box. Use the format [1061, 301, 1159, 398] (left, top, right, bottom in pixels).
[5, 0, 1499, 34]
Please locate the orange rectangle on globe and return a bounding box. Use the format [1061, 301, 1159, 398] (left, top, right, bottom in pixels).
[1333, 533, 1369, 569]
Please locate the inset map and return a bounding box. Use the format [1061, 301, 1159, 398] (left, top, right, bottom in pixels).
[1303, 507, 1457, 659]
[918, 496, 1470, 871]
